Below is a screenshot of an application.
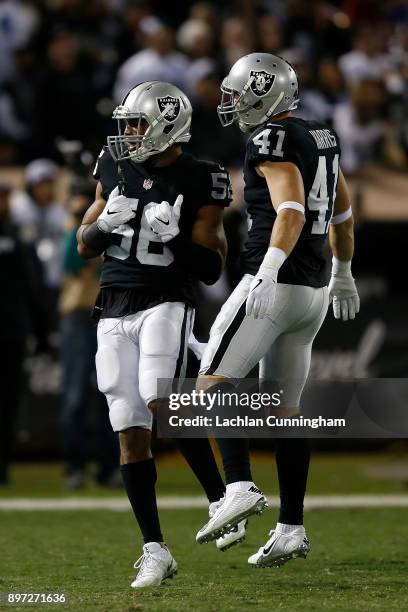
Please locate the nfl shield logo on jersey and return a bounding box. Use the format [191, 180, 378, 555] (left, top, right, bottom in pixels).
[143, 178, 153, 190]
[157, 96, 181, 122]
[250, 70, 275, 96]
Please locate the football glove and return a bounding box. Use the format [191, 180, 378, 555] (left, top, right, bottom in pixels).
[246, 272, 277, 319]
[97, 186, 138, 233]
[144, 195, 183, 243]
[328, 258, 360, 321]
[246, 246, 287, 319]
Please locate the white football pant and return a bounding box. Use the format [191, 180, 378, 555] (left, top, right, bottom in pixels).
[96, 302, 194, 431]
[200, 274, 329, 407]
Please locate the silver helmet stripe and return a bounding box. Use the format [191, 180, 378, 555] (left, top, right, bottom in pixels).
[263, 91, 285, 121]
[149, 103, 172, 129]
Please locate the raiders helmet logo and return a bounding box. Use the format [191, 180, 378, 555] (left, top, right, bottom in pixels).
[157, 96, 181, 122]
[249, 70, 275, 97]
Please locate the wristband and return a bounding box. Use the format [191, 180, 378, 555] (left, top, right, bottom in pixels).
[82, 222, 111, 252]
[259, 246, 287, 278]
[332, 256, 352, 275]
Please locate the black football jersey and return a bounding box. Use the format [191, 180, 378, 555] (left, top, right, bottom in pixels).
[243, 117, 341, 287]
[92, 148, 232, 317]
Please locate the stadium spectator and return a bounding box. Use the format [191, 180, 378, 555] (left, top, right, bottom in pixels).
[258, 14, 283, 54]
[333, 78, 387, 174]
[189, 1, 217, 29]
[339, 26, 396, 86]
[0, 0, 40, 82]
[177, 18, 214, 59]
[9, 158, 67, 325]
[113, 16, 190, 102]
[317, 57, 346, 108]
[0, 42, 40, 164]
[0, 183, 48, 485]
[113, 0, 152, 64]
[221, 17, 254, 68]
[286, 50, 335, 123]
[59, 191, 119, 490]
[33, 27, 104, 157]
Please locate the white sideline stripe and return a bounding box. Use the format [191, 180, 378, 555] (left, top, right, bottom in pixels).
[0, 495, 407, 511]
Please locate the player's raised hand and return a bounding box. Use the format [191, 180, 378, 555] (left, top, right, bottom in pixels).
[97, 186, 139, 233]
[328, 258, 360, 321]
[144, 194, 183, 243]
[172, 194, 183, 223]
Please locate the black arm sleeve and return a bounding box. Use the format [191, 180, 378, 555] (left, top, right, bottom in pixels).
[82, 222, 111, 252]
[167, 234, 222, 285]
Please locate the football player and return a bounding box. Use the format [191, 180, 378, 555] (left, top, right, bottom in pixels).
[195, 54, 360, 567]
[77, 81, 235, 587]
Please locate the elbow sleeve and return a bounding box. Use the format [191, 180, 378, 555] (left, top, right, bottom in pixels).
[167, 235, 223, 285]
[81, 222, 111, 252]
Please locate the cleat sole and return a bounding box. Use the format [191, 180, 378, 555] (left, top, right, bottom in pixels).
[164, 564, 178, 581]
[252, 546, 310, 569]
[218, 535, 245, 552]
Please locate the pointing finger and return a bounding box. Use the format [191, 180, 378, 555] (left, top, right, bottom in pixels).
[173, 194, 183, 219]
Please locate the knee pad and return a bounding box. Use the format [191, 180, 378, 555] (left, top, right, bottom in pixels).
[108, 397, 153, 433]
[139, 360, 176, 406]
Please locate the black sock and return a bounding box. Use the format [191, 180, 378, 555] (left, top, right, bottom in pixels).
[176, 437, 225, 502]
[275, 438, 310, 525]
[216, 437, 252, 484]
[206, 382, 252, 485]
[120, 458, 163, 543]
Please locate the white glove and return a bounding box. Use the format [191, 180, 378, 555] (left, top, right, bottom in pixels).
[246, 247, 287, 319]
[246, 273, 277, 319]
[97, 186, 138, 233]
[144, 195, 183, 243]
[328, 257, 360, 321]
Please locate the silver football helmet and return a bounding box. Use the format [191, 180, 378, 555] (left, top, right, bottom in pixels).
[218, 53, 299, 132]
[108, 81, 192, 163]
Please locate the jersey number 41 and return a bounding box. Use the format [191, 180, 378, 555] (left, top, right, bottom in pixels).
[253, 129, 339, 235]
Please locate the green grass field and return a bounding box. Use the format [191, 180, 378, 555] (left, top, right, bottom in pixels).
[1, 454, 408, 611]
[2, 451, 408, 498]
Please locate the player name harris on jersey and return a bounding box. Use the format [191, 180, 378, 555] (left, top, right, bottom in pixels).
[243, 117, 340, 287]
[92, 148, 232, 317]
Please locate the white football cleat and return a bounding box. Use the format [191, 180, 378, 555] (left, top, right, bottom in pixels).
[196, 485, 267, 544]
[131, 542, 177, 588]
[248, 527, 310, 568]
[209, 497, 248, 551]
[216, 520, 248, 551]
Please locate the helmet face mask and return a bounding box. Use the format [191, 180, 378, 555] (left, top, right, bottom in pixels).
[217, 53, 299, 133]
[218, 80, 253, 129]
[108, 81, 192, 163]
[108, 109, 157, 163]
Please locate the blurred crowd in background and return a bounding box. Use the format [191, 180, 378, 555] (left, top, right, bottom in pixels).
[1, 0, 408, 171]
[1, 0, 408, 488]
